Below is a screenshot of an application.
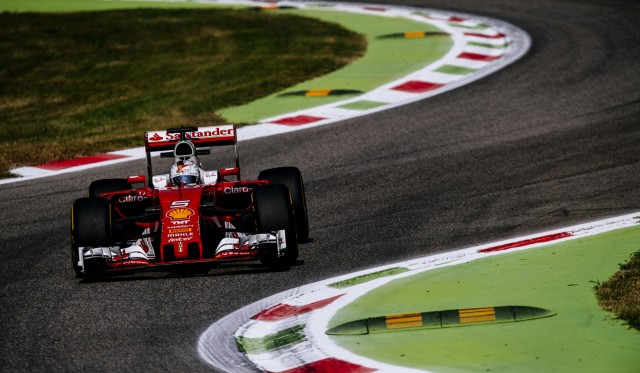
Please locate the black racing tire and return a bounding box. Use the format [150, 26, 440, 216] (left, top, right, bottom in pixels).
[71, 197, 113, 277]
[89, 178, 132, 198]
[253, 184, 298, 266]
[72, 197, 112, 248]
[258, 167, 309, 243]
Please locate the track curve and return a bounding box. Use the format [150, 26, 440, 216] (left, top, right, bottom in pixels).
[1, 0, 639, 372]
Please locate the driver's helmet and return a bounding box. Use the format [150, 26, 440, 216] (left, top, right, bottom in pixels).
[170, 157, 200, 185]
[170, 140, 201, 185]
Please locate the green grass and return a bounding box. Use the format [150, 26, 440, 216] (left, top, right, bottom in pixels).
[220, 8, 453, 123]
[329, 226, 640, 372]
[0, 8, 365, 176]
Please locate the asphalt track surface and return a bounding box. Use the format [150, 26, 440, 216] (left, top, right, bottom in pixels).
[1, 0, 639, 372]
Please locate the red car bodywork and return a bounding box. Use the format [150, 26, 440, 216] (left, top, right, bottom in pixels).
[73, 125, 300, 276]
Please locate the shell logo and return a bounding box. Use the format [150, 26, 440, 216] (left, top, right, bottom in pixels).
[167, 208, 194, 220]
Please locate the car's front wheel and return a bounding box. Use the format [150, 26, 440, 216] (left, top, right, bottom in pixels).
[258, 167, 309, 243]
[71, 197, 112, 277]
[252, 184, 298, 266]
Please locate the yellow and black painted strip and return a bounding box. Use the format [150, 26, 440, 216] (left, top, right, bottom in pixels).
[278, 89, 364, 97]
[377, 31, 449, 39]
[459, 307, 496, 324]
[326, 306, 556, 335]
[385, 313, 423, 329]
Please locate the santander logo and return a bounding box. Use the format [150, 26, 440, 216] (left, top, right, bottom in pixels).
[149, 133, 164, 141]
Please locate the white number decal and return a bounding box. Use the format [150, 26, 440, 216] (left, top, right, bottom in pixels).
[170, 200, 190, 208]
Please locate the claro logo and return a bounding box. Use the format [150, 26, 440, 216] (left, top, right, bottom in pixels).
[224, 186, 250, 194]
[118, 195, 145, 203]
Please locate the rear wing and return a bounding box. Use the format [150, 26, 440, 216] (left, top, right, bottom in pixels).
[144, 124, 236, 152]
[144, 125, 241, 186]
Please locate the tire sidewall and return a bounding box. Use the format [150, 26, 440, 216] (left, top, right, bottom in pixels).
[257, 167, 309, 242]
[252, 184, 298, 265]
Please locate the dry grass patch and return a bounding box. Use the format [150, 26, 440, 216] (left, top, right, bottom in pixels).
[595, 251, 640, 330]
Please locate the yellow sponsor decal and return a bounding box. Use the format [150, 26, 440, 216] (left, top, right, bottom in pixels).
[168, 227, 192, 234]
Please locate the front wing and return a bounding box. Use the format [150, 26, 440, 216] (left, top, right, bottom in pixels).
[75, 230, 288, 276]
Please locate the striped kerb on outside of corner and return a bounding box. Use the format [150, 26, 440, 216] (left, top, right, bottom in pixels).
[478, 232, 573, 253]
[458, 52, 503, 62]
[271, 114, 327, 126]
[391, 80, 444, 93]
[34, 153, 129, 171]
[449, 22, 491, 31]
[338, 100, 387, 111]
[279, 358, 377, 373]
[464, 31, 507, 39]
[251, 294, 344, 322]
[328, 267, 410, 289]
[239, 293, 377, 373]
[236, 325, 306, 354]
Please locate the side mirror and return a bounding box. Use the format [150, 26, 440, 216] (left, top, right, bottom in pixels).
[219, 167, 240, 181]
[219, 168, 239, 176]
[127, 175, 146, 185]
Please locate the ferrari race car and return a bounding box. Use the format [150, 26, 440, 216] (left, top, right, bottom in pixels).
[70, 125, 309, 277]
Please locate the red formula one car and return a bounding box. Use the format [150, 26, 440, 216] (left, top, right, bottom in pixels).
[70, 125, 308, 277]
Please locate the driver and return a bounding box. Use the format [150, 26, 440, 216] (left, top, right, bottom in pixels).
[169, 140, 204, 186]
[170, 157, 201, 185]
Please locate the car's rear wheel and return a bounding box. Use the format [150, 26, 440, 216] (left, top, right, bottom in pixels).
[258, 167, 309, 243]
[89, 178, 132, 198]
[253, 184, 298, 266]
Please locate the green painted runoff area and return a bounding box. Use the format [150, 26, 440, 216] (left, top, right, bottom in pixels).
[220, 8, 453, 123]
[329, 225, 640, 372]
[3, 0, 453, 125]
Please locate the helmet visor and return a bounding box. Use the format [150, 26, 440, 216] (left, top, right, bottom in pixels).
[172, 175, 198, 185]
